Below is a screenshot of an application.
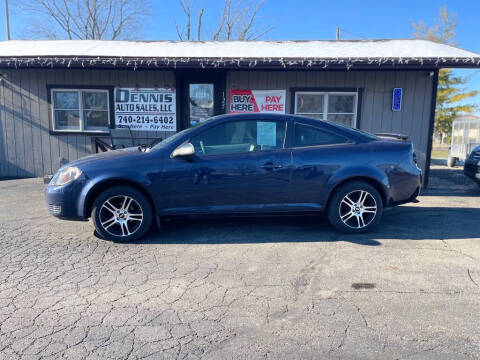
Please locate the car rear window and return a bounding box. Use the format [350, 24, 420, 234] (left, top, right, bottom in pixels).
[324, 120, 379, 141]
[294, 123, 348, 147]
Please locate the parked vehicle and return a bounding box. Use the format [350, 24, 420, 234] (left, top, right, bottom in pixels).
[463, 145, 480, 185]
[45, 114, 421, 241]
[448, 115, 480, 167]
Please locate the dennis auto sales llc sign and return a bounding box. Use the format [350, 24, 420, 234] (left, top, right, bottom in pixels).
[115, 88, 176, 131]
[229, 90, 286, 114]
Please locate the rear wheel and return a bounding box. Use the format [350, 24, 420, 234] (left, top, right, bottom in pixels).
[92, 186, 153, 242]
[327, 181, 383, 233]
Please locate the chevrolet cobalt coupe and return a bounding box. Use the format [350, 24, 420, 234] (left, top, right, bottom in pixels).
[46, 114, 421, 241]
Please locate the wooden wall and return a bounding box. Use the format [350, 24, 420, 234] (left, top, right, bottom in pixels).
[227, 70, 434, 175]
[0, 68, 433, 179]
[0, 68, 175, 178]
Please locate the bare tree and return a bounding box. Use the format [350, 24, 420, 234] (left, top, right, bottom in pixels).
[175, 0, 273, 41]
[16, 0, 148, 40]
[411, 5, 457, 45]
[175, 0, 205, 41]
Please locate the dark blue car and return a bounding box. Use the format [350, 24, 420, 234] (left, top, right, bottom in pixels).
[46, 114, 421, 241]
[463, 145, 480, 185]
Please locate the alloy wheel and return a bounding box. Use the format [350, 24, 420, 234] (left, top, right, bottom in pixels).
[99, 195, 144, 237]
[338, 190, 377, 229]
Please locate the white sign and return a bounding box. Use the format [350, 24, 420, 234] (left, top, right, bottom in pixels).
[257, 122, 276, 146]
[115, 88, 176, 131]
[229, 89, 286, 114]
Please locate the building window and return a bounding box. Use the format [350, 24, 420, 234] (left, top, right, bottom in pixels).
[51, 89, 110, 132]
[294, 92, 358, 128]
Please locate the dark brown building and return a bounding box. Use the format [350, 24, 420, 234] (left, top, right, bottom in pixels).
[1, 39, 480, 185]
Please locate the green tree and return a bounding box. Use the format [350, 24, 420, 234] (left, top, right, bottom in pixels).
[435, 69, 478, 136]
[412, 6, 478, 138]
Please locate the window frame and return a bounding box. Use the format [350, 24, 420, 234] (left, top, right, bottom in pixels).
[292, 121, 350, 149]
[47, 85, 114, 134]
[291, 87, 362, 129]
[187, 118, 289, 158]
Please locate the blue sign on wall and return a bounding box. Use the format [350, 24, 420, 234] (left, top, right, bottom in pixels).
[392, 88, 403, 112]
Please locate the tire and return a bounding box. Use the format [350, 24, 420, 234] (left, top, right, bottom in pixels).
[327, 181, 383, 234]
[447, 156, 456, 167]
[92, 186, 153, 242]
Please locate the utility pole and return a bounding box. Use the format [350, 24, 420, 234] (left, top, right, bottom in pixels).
[336, 27, 340, 40]
[5, 0, 10, 40]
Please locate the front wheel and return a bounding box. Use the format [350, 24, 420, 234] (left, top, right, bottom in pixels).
[92, 186, 153, 242]
[327, 181, 383, 234]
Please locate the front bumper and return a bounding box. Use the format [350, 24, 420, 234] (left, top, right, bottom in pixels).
[45, 176, 88, 221]
[464, 160, 480, 183]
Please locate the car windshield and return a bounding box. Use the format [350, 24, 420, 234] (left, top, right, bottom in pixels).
[150, 116, 219, 150]
[150, 128, 193, 150]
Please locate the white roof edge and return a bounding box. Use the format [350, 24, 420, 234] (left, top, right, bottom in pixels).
[0, 39, 478, 59]
[454, 114, 480, 121]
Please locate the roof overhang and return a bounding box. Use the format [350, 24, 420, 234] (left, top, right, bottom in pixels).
[0, 56, 479, 70]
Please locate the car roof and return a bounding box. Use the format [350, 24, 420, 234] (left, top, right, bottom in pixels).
[211, 113, 374, 142]
[213, 113, 288, 121]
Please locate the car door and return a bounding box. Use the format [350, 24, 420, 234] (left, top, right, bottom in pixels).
[159, 117, 293, 214]
[290, 121, 351, 209]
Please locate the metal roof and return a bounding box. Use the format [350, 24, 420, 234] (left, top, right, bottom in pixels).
[0, 39, 479, 70]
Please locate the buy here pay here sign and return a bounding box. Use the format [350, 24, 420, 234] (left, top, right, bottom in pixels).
[229, 90, 286, 114]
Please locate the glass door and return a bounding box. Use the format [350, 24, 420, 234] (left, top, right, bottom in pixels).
[178, 70, 226, 130]
[188, 84, 214, 127]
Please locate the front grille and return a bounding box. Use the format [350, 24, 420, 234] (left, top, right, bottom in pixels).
[47, 204, 61, 215]
[472, 151, 480, 161]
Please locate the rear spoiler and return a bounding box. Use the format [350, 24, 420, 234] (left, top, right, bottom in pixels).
[375, 133, 410, 141]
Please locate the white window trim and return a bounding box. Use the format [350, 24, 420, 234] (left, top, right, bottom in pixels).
[294, 91, 359, 128]
[51, 88, 110, 133]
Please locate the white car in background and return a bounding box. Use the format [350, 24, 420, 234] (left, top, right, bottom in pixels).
[449, 115, 480, 167]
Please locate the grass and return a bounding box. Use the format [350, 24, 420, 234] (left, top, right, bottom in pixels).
[431, 149, 449, 160]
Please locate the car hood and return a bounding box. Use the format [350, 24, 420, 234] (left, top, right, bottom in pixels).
[67, 147, 149, 170]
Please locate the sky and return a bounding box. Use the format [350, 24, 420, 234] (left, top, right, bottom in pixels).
[1, 0, 479, 111]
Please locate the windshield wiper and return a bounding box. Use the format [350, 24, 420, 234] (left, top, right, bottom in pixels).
[138, 138, 163, 152]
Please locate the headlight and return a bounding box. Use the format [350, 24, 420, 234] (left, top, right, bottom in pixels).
[53, 166, 82, 186]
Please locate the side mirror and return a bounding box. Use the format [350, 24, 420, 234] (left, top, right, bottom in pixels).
[171, 142, 195, 158]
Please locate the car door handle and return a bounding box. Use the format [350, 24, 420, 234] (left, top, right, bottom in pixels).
[262, 162, 283, 170]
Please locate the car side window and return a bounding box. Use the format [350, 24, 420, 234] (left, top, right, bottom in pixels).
[294, 123, 348, 147]
[190, 120, 286, 156]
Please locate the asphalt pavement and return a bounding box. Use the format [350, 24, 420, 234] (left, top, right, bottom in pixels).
[0, 163, 479, 359]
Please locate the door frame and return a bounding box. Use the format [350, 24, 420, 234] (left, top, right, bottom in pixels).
[175, 69, 227, 130]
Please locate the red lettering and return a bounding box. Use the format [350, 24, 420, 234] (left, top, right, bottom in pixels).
[265, 95, 282, 103]
[260, 104, 284, 112]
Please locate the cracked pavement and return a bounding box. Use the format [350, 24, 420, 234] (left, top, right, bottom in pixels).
[0, 164, 479, 359]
